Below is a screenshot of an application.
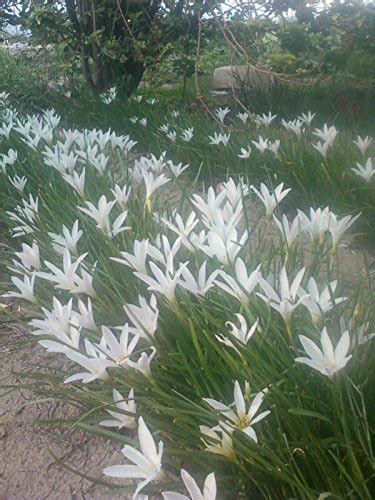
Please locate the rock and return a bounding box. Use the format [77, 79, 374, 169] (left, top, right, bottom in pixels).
[212, 65, 274, 90]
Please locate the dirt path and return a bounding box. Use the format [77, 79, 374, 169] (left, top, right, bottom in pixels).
[0, 325, 127, 500]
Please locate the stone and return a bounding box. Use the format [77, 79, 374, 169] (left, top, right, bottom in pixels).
[212, 65, 274, 90]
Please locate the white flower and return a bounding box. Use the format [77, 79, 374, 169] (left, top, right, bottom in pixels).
[103, 417, 164, 497]
[198, 227, 247, 266]
[123, 294, 159, 340]
[254, 112, 276, 128]
[182, 127, 194, 142]
[163, 470, 216, 500]
[251, 182, 291, 218]
[167, 160, 189, 178]
[14, 241, 41, 270]
[98, 324, 140, 366]
[328, 212, 361, 250]
[204, 380, 270, 442]
[100, 388, 137, 430]
[215, 107, 230, 124]
[237, 146, 251, 159]
[257, 266, 306, 324]
[298, 206, 331, 243]
[162, 211, 199, 252]
[62, 168, 86, 196]
[353, 135, 372, 156]
[199, 424, 234, 458]
[140, 118, 147, 127]
[299, 278, 347, 324]
[191, 187, 226, 223]
[9, 175, 27, 192]
[142, 171, 171, 208]
[64, 340, 116, 383]
[216, 258, 261, 305]
[127, 347, 157, 378]
[252, 136, 269, 153]
[112, 239, 149, 274]
[135, 258, 187, 303]
[38, 248, 88, 294]
[273, 213, 302, 249]
[166, 130, 177, 142]
[111, 184, 131, 209]
[312, 141, 331, 159]
[48, 220, 83, 255]
[295, 328, 351, 377]
[351, 158, 374, 182]
[178, 261, 218, 297]
[237, 111, 250, 125]
[313, 124, 338, 145]
[3, 273, 37, 304]
[209, 132, 230, 147]
[71, 297, 97, 331]
[79, 195, 116, 237]
[268, 139, 281, 158]
[298, 111, 316, 126]
[216, 314, 259, 348]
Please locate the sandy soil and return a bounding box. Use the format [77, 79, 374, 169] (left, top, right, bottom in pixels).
[0, 324, 127, 500]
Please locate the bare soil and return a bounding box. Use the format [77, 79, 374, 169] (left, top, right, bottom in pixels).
[0, 325, 127, 500]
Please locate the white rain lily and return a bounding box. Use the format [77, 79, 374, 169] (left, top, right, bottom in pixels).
[171, 109, 180, 118]
[209, 132, 230, 147]
[64, 340, 116, 383]
[100, 388, 137, 430]
[351, 158, 374, 182]
[216, 314, 259, 349]
[147, 234, 182, 268]
[166, 130, 177, 142]
[9, 175, 27, 193]
[178, 261, 218, 297]
[111, 184, 131, 209]
[215, 107, 230, 124]
[140, 118, 147, 127]
[98, 324, 139, 367]
[216, 258, 261, 305]
[3, 273, 37, 304]
[198, 227, 247, 266]
[163, 470, 216, 500]
[78, 195, 116, 237]
[299, 111, 316, 126]
[220, 177, 249, 208]
[162, 211, 199, 252]
[312, 141, 331, 159]
[71, 297, 97, 331]
[313, 124, 338, 145]
[123, 294, 159, 340]
[0, 148, 17, 173]
[135, 258, 187, 303]
[237, 111, 250, 125]
[48, 220, 83, 256]
[273, 213, 302, 249]
[38, 248, 87, 294]
[127, 347, 157, 378]
[258, 266, 306, 325]
[298, 206, 331, 243]
[328, 212, 361, 250]
[353, 135, 372, 156]
[142, 171, 171, 210]
[199, 424, 234, 458]
[182, 127, 194, 142]
[295, 328, 351, 377]
[251, 182, 291, 219]
[103, 417, 165, 497]
[167, 161, 189, 178]
[204, 380, 270, 442]
[268, 139, 281, 158]
[252, 136, 269, 153]
[255, 112, 276, 128]
[299, 278, 347, 324]
[14, 241, 41, 270]
[112, 239, 149, 274]
[62, 168, 86, 196]
[340, 317, 375, 348]
[191, 187, 226, 223]
[237, 146, 251, 159]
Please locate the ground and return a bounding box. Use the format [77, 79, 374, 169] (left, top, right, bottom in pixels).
[0, 326, 127, 499]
